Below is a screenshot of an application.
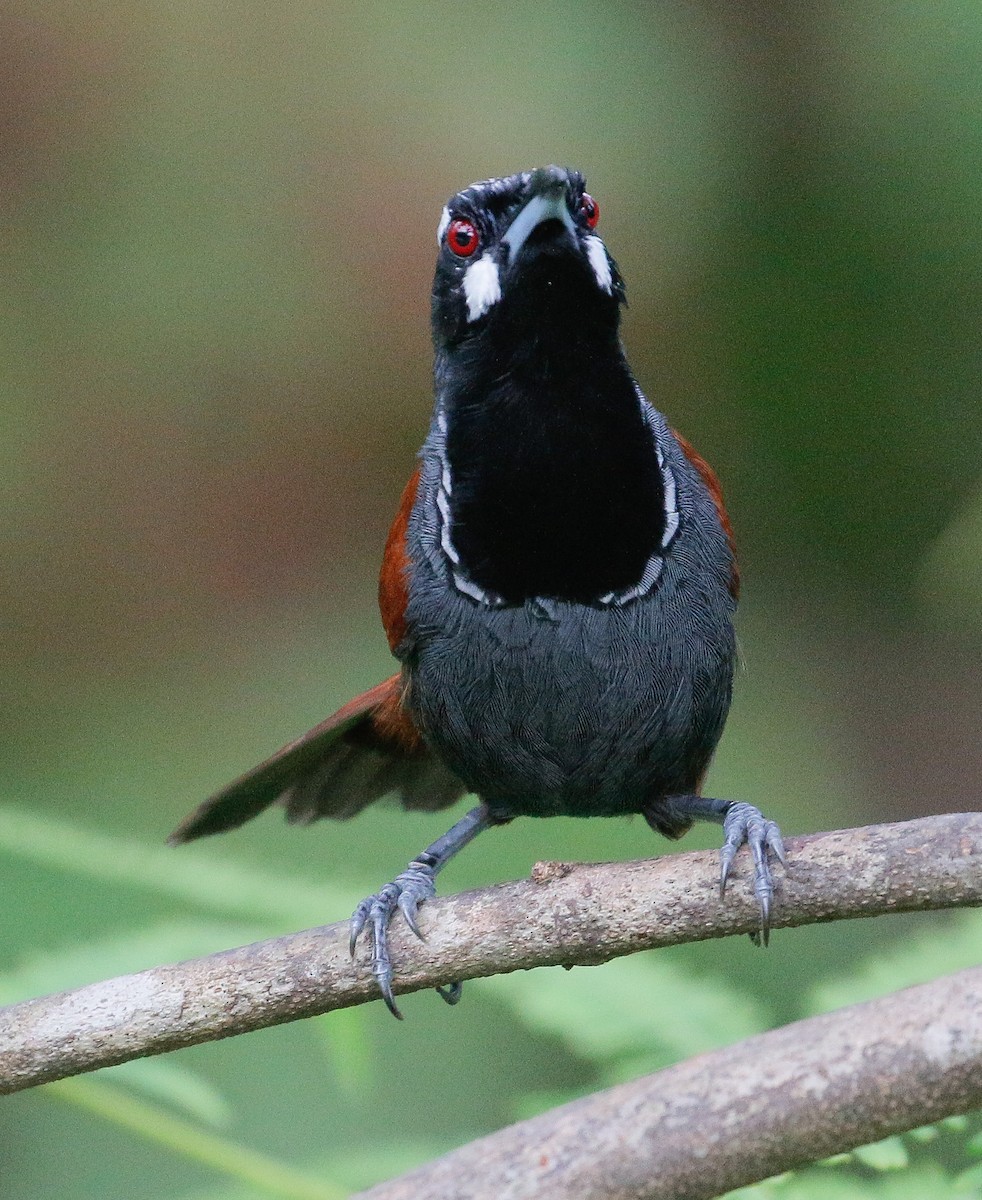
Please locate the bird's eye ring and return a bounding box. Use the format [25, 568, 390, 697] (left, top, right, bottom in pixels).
[580, 194, 600, 229]
[446, 218, 481, 258]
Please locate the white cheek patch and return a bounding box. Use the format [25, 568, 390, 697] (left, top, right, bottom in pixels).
[462, 254, 502, 322]
[585, 235, 613, 294]
[436, 206, 451, 245]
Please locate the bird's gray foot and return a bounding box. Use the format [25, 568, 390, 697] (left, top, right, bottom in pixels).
[348, 806, 498, 1017]
[719, 801, 787, 945]
[349, 860, 464, 1018]
[350, 860, 435, 1019]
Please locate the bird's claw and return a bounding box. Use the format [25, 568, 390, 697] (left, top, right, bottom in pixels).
[350, 860, 458, 1018]
[436, 981, 463, 1005]
[719, 801, 786, 945]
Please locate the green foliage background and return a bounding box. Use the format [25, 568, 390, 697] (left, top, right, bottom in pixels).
[1, 2, 981, 1196]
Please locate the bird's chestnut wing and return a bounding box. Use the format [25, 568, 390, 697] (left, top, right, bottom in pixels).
[672, 429, 740, 600]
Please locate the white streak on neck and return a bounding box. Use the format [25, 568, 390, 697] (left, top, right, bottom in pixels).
[597, 386, 680, 606]
[585, 235, 612, 294]
[431, 403, 502, 606]
[462, 254, 502, 322]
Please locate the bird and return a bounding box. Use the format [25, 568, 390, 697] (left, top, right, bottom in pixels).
[170, 165, 786, 1018]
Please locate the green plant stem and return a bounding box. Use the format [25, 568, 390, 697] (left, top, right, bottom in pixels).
[47, 1077, 347, 1200]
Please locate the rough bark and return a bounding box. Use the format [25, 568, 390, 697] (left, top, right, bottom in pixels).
[352, 964, 982, 1200]
[0, 813, 979, 1097]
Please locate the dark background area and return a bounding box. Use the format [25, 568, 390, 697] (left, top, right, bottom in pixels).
[1, 3, 980, 1197]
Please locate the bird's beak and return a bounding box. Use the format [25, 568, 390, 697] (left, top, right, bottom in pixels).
[502, 172, 577, 264]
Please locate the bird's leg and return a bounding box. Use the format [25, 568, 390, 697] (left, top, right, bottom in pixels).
[349, 803, 500, 1018]
[650, 795, 786, 945]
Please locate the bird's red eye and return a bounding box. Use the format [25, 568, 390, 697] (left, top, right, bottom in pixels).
[446, 218, 480, 258]
[580, 194, 600, 229]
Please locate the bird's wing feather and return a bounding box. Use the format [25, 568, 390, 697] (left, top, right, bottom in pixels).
[168, 673, 466, 843]
[378, 467, 420, 654]
[671, 428, 740, 600]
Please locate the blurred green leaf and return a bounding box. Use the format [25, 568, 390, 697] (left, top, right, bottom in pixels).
[807, 910, 982, 1014]
[315, 1140, 457, 1193]
[509, 1086, 586, 1121]
[310, 1007, 373, 1098]
[175, 1139, 457, 1200]
[0, 804, 356, 926]
[954, 1162, 982, 1190]
[723, 1179, 790, 1200]
[483, 954, 770, 1074]
[0, 920, 268, 1005]
[906, 1114, 972, 1145]
[106, 1059, 233, 1129]
[47, 1077, 346, 1200]
[728, 1163, 977, 1198]
[850, 1137, 910, 1171]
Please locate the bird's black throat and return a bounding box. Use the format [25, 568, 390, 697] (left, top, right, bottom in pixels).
[439, 254, 666, 605]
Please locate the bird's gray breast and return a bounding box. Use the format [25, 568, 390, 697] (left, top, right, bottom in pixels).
[398, 402, 737, 819]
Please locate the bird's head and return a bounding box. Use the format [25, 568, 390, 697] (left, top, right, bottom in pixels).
[431, 166, 625, 352]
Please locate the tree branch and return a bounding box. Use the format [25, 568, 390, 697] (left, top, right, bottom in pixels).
[1, 813, 980, 1096]
[352, 963, 982, 1200]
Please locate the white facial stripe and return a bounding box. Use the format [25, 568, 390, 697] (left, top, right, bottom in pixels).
[585, 235, 612, 294]
[436, 206, 451, 245]
[462, 254, 502, 322]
